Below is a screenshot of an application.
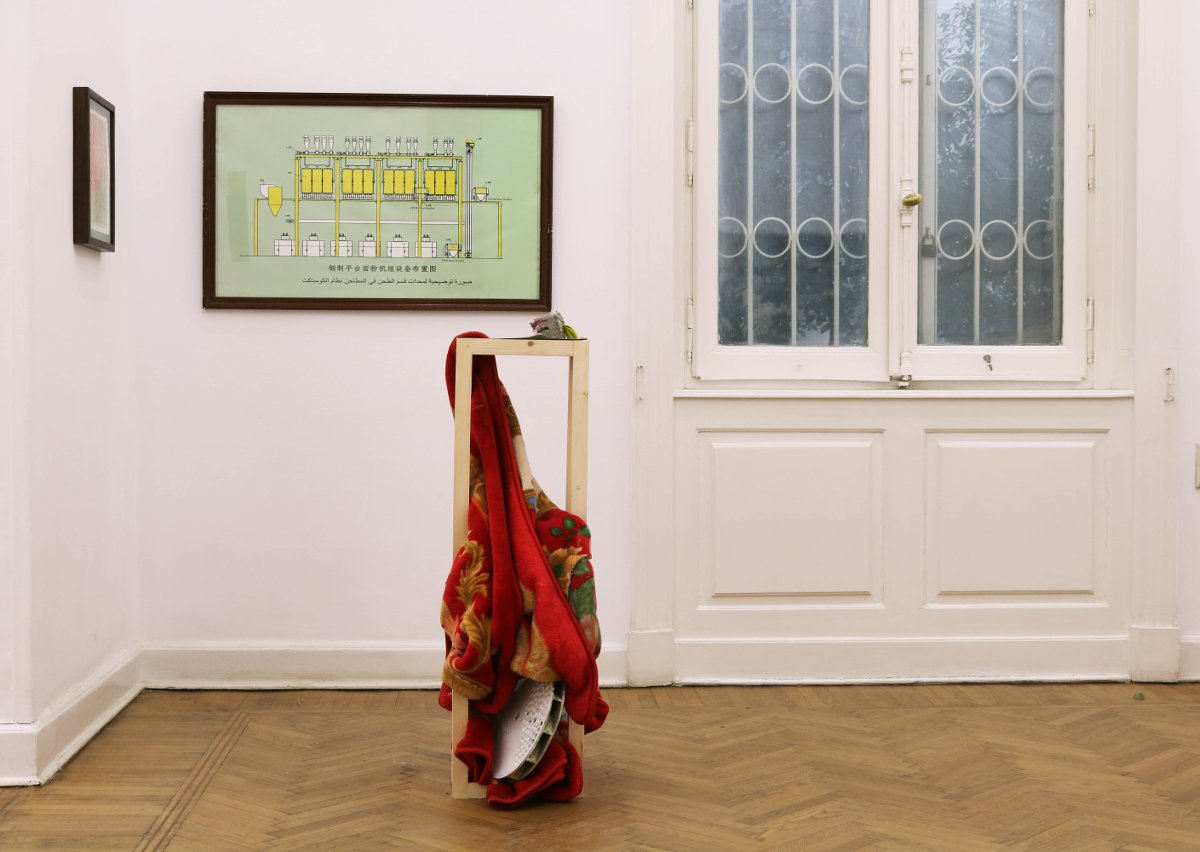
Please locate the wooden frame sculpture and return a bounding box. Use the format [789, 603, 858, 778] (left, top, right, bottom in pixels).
[450, 337, 588, 799]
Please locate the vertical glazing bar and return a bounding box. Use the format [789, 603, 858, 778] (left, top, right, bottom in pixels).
[972, 0, 982, 344]
[1016, 0, 1025, 343]
[746, 1, 756, 344]
[789, 0, 798, 346]
[1051, 0, 1063, 341]
[832, 0, 842, 345]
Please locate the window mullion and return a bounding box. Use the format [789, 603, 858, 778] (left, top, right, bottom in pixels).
[892, 0, 921, 377]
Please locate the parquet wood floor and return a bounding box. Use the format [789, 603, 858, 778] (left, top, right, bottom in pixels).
[2, 684, 1200, 850]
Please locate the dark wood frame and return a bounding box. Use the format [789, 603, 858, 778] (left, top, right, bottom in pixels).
[202, 91, 554, 311]
[73, 87, 115, 252]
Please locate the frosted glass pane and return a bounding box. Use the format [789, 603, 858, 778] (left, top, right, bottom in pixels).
[718, 0, 870, 347]
[917, 0, 1064, 346]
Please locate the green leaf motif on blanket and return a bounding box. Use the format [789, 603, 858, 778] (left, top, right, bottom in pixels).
[569, 576, 598, 621]
[551, 516, 588, 540]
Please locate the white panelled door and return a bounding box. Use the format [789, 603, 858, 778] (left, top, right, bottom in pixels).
[672, 396, 1132, 680]
[654, 0, 1151, 682]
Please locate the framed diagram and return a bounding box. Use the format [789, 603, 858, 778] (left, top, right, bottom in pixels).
[73, 87, 115, 252]
[202, 92, 553, 311]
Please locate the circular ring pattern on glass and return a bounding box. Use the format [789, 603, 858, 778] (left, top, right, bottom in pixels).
[753, 216, 792, 258]
[980, 66, 1019, 108]
[1024, 66, 1056, 110]
[979, 219, 1019, 261]
[938, 65, 976, 108]
[753, 62, 792, 104]
[795, 217, 835, 259]
[718, 216, 749, 259]
[795, 63, 836, 105]
[1023, 219, 1056, 260]
[839, 218, 868, 259]
[937, 219, 976, 261]
[719, 62, 749, 105]
[839, 64, 868, 106]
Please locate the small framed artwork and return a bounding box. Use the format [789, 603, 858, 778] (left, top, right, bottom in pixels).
[202, 92, 554, 311]
[73, 87, 115, 252]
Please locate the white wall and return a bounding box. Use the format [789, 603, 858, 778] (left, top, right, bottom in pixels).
[0, 0, 141, 721]
[0, 0, 35, 723]
[6, 0, 1192, 718]
[130, 1, 633, 661]
[1177, 1, 1200, 644]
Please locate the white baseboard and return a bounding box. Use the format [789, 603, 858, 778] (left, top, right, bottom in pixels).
[17, 633, 1169, 783]
[0, 724, 37, 786]
[141, 640, 629, 689]
[141, 640, 446, 689]
[674, 635, 1131, 684]
[0, 643, 142, 785]
[1181, 635, 1200, 681]
[1, 640, 627, 787]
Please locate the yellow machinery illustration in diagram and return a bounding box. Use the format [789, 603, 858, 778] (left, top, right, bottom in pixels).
[251, 135, 501, 261]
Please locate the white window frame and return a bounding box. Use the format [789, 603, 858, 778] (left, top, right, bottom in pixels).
[692, 0, 1092, 385]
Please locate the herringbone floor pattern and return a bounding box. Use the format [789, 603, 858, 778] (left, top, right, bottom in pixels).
[2, 684, 1200, 850]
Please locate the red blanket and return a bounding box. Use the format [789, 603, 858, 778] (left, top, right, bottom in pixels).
[439, 333, 608, 807]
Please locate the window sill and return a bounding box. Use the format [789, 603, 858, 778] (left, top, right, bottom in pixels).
[672, 389, 1135, 401]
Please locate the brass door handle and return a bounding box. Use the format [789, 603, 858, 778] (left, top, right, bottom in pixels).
[901, 192, 924, 208]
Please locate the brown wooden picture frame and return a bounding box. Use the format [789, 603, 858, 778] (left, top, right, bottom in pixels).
[73, 87, 115, 252]
[202, 92, 553, 311]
